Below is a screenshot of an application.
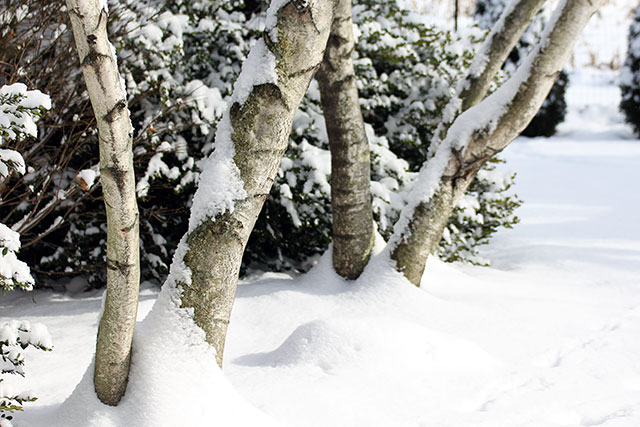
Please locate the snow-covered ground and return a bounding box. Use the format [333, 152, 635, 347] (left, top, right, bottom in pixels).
[225, 71, 640, 426]
[3, 70, 639, 426]
[3, 3, 640, 426]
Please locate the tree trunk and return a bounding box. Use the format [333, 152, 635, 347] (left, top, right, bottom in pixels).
[66, 0, 140, 405]
[392, 0, 601, 286]
[454, 0, 459, 32]
[459, 0, 548, 111]
[431, 0, 548, 161]
[316, 0, 374, 280]
[170, 1, 336, 367]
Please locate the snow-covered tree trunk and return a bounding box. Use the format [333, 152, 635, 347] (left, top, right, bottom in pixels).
[460, 0, 548, 111]
[316, 0, 374, 280]
[66, 0, 140, 405]
[391, 0, 601, 286]
[171, 0, 335, 367]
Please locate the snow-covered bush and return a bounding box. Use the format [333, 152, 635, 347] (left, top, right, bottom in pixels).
[1, 0, 521, 284]
[355, 0, 520, 264]
[0, 83, 51, 292]
[0, 84, 50, 179]
[620, 4, 640, 136]
[0, 224, 33, 293]
[0, 81, 53, 426]
[0, 320, 52, 427]
[354, 0, 481, 170]
[61, 0, 255, 283]
[0, 2, 101, 284]
[475, 0, 568, 137]
[439, 159, 520, 264]
[245, 0, 521, 269]
[1, 0, 258, 285]
[244, 90, 335, 271]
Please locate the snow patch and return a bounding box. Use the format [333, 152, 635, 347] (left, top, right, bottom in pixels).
[76, 169, 97, 190]
[231, 39, 277, 106]
[187, 113, 246, 231]
[51, 263, 276, 427]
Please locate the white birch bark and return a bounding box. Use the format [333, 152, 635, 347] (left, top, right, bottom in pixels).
[430, 0, 548, 158]
[316, 0, 374, 280]
[66, 0, 140, 405]
[391, 0, 602, 286]
[168, 0, 336, 367]
[459, 0, 548, 111]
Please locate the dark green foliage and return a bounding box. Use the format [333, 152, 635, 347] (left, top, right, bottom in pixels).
[0, 320, 52, 427]
[522, 70, 568, 137]
[2, 0, 523, 286]
[354, 0, 483, 172]
[355, 0, 521, 264]
[2, 0, 259, 286]
[439, 159, 520, 264]
[620, 5, 640, 136]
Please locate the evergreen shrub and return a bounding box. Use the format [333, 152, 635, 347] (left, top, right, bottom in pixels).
[0, 320, 52, 427]
[620, 4, 640, 136]
[1, 0, 522, 286]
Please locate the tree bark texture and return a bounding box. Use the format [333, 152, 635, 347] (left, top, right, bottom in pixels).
[431, 0, 547, 167]
[460, 0, 548, 111]
[177, 1, 335, 367]
[66, 0, 140, 405]
[392, 0, 601, 286]
[316, 0, 374, 280]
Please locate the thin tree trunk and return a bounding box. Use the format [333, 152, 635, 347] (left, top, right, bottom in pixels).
[316, 0, 374, 280]
[173, 1, 336, 367]
[392, 0, 601, 286]
[66, 0, 140, 405]
[454, 0, 459, 32]
[459, 0, 548, 111]
[430, 0, 548, 163]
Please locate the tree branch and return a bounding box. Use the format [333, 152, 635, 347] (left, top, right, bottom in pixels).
[390, 0, 602, 286]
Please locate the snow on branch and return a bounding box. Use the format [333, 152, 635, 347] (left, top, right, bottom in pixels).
[390, 0, 600, 249]
[187, 38, 278, 233]
[0, 320, 52, 427]
[0, 83, 51, 292]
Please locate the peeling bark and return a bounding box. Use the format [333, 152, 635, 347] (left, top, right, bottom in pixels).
[66, 0, 139, 405]
[392, 0, 601, 286]
[316, 0, 374, 280]
[177, 1, 336, 367]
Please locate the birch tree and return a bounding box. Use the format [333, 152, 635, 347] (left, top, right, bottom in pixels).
[391, 0, 602, 286]
[313, 0, 545, 279]
[157, 0, 343, 367]
[458, 0, 548, 112]
[316, 0, 374, 280]
[66, 0, 140, 405]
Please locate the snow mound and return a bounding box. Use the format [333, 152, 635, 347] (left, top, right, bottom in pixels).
[238, 319, 363, 370]
[237, 315, 499, 377]
[45, 290, 277, 427]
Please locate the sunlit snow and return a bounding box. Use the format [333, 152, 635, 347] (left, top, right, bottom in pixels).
[1, 1, 639, 426]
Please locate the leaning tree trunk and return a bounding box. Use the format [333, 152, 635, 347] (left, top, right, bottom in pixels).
[391, 0, 601, 286]
[399, 0, 550, 285]
[316, 0, 374, 280]
[459, 0, 548, 111]
[66, 0, 140, 405]
[430, 0, 548, 158]
[170, 0, 337, 367]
